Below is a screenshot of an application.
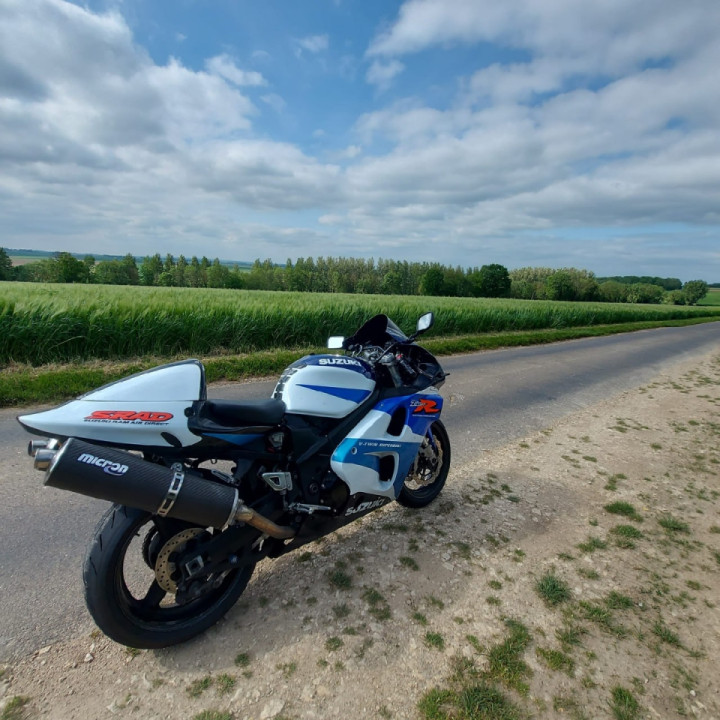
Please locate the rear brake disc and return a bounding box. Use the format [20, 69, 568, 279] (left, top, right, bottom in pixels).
[154, 527, 205, 593]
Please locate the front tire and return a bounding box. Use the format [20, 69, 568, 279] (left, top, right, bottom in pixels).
[397, 419, 451, 508]
[83, 505, 254, 648]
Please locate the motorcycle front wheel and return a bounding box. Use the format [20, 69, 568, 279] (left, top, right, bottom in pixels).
[397, 419, 451, 508]
[83, 504, 254, 648]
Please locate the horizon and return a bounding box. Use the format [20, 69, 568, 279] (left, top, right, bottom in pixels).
[5, 247, 716, 285]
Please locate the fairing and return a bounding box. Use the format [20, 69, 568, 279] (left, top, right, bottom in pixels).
[330, 388, 443, 499]
[273, 355, 376, 418]
[17, 360, 205, 449]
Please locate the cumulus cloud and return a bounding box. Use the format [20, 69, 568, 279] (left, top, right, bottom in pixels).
[205, 54, 267, 87]
[296, 34, 329, 54]
[0, 0, 341, 254]
[365, 60, 405, 91]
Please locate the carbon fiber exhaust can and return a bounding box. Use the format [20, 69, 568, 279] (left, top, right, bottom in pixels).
[44, 438, 238, 528]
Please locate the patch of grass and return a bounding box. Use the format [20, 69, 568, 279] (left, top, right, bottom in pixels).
[553, 695, 589, 720]
[604, 473, 627, 491]
[611, 525, 644, 539]
[400, 555, 420, 571]
[486, 596, 502, 606]
[276, 662, 297, 678]
[488, 580, 503, 590]
[328, 568, 352, 589]
[296, 551, 313, 562]
[604, 502, 643, 522]
[215, 674, 236, 695]
[187, 676, 213, 698]
[535, 572, 572, 606]
[577, 567, 600, 580]
[605, 591, 634, 610]
[325, 636, 344, 651]
[363, 588, 392, 621]
[192, 711, 233, 720]
[425, 595, 445, 610]
[1, 697, 30, 720]
[556, 625, 586, 651]
[453, 541, 472, 560]
[234, 652, 251, 668]
[485, 619, 533, 695]
[610, 686, 641, 720]
[536, 647, 576, 676]
[412, 611, 429, 626]
[579, 601, 627, 636]
[577, 536, 608, 553]
[652, 620, 681, 647]
[658, 515, 691, 534]
[424, 632, 446, 651]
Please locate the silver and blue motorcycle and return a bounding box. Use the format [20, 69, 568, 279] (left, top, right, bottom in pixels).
[18, 312, 450, 648]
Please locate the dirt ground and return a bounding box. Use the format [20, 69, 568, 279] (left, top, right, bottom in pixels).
[2, 351, 719, 720]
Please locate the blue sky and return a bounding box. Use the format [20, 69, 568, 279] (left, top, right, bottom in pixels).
[1, 0, 719, 281]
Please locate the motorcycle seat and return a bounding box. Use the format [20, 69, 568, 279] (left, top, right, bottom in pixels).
[200, 398, 286, 427]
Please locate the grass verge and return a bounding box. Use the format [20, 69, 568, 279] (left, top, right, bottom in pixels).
[1, 317, 718, 408]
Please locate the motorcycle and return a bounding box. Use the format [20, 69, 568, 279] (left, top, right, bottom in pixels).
[18, 312, 450, 648]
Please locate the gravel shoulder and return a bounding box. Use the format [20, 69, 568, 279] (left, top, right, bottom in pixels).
[2, 351, 720, 720]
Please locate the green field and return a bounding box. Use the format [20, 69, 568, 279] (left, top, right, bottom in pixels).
[2, 282, 720, 367]
[699, 289, 720, 306]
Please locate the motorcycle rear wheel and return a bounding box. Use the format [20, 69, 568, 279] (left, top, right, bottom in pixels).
[83, 504, 254, 648]
[397, 419, 451, 508]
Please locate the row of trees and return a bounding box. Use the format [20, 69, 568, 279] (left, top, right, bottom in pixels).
[508, 267, 708, 305]
[0, 248, 709, 305]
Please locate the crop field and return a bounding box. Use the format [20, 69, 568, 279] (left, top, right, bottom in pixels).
[700, 289, 720, 306]
[2, 282, 720, 366]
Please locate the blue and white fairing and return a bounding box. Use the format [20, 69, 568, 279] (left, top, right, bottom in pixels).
[331, 388, 443, 499]
[273, 355, 376, 418]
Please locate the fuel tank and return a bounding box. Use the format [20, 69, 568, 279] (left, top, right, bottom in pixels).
[18, 360, 204, 449]
[272, 355, 376, 418]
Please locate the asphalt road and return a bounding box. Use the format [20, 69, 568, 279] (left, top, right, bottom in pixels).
[1, 322, 718, 660]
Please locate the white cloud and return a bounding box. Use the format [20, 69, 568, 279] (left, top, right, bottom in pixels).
[205, 54, 267, 87]
[296, 34, 329, 54]
[365, 60, 405, 91]
[260, 93, 286, 113]
[0, 0, 718, 279]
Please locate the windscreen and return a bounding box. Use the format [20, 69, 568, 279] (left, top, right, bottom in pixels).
[344, 314, 409, 348]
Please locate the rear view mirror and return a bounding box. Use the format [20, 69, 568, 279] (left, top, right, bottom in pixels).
[416, 312, 434, 334]
[327, 336, 344, 349]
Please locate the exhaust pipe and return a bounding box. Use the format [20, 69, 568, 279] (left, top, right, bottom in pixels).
[41, 438, 295, 538]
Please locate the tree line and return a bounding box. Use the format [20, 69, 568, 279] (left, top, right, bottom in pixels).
[0, 248, 709, 305]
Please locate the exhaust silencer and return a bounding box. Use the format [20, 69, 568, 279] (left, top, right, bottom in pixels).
[45, 438, 239, 529]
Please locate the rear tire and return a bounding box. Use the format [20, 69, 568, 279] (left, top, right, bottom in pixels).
[83, 504, 254, 648]
[397, 420, 450, 508]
